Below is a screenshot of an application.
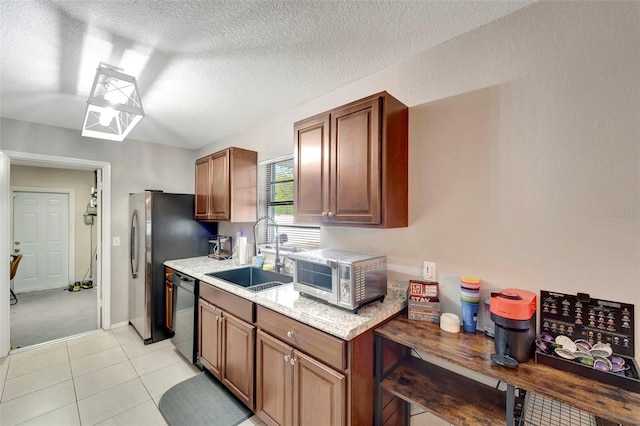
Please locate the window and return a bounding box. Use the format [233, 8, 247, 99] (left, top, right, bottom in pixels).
[258, 156, 320, 251]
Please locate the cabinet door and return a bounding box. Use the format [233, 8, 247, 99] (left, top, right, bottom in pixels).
[330, 98, 381, 224]
[195, 156, 211, 220]
[294, 114, 330, 224]
[165, 280, 173, 332]
[256, 330, 294, 426]
[210, 149, 231, 220]
[293, 350, 346, 426]
[199, 299, 223, 378]
[222, 313, 255, 409]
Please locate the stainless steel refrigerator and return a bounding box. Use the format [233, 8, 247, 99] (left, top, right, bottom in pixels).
[128, 191, 216, 344]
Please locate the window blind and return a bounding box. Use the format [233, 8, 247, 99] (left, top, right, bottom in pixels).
[258, 156, 320, 250]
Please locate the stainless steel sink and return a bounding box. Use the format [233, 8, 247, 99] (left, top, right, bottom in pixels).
[206, 267, 293, 292]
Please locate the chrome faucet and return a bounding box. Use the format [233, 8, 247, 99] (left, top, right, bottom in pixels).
[253, 215, 282, 273]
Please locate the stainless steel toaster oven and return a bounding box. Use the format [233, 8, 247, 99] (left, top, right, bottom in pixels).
[287, 249, 387, 312]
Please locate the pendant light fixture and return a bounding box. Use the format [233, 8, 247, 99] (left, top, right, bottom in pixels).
[81, 62, 144, 141]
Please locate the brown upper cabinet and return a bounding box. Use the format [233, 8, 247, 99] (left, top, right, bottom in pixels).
[195, 147, 258, 222]
[293, 92, 408, 228]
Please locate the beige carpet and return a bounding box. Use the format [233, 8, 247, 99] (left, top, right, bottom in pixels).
[10, 287, 98, 349]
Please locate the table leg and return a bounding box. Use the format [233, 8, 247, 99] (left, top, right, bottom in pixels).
[375, 334, 383, 426]
[506, 383, 515, 426]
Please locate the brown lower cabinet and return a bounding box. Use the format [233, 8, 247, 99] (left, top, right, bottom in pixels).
[256, 330, 346, 426]
[198, 299, 223, 376]
[198, 298, 255, 409]
[164, 268, 174, 332]
[197, 281, 398, 425]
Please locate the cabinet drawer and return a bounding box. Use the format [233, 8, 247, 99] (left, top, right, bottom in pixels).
[256, 305, 346, 371]
[200, 282, 254, 324]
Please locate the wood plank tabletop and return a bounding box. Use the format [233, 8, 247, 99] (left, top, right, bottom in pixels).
[375, 314, 640, 426]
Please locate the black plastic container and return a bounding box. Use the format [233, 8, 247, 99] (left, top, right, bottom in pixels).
[491, 314, 537, 362]
[535, 351, 640, 393]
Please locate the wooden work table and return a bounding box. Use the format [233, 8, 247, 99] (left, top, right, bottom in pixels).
[374, 314, 640, 426]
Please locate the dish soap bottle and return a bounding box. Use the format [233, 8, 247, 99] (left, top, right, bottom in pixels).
[255, 250, 264, 268]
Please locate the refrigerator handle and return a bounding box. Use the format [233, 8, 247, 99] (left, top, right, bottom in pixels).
[131, 209, 139, 278]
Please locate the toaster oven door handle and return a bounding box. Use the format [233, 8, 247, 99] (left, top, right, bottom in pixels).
[326, 260, 337, 269]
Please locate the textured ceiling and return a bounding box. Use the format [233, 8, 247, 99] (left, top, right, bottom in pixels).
[0, 1, 532, 149]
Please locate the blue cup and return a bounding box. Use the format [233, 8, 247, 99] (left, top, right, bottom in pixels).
[461, 300, 479, 333]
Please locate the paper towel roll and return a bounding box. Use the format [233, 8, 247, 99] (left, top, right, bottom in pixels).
[237, 236, 248, 265]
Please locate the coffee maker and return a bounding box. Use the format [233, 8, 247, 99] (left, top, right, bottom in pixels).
[490, 289, 537, 363]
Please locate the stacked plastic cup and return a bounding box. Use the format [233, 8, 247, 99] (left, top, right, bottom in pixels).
[460, 275, 481, 332]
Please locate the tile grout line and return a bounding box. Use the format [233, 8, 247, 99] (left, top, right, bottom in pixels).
[4, 358, 70, 382]
[67, 340, 83, 426]
[0, 360, 5, 403]
[90, 398, 154, 426]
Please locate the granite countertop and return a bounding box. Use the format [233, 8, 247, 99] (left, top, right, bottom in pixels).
[164, 256, 408, 341]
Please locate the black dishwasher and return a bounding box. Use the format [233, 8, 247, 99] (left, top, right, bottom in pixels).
[171, 270, 198, 364]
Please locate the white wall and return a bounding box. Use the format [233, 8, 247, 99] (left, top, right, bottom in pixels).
[0, 120, 198, 323]
[207, 1, 640, 356]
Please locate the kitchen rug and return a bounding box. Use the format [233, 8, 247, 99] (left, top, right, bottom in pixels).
[158, 372, 252, 426]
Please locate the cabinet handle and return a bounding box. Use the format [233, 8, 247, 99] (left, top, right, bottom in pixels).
[290, 357, 296, 366]
[327, 211, 334, 218]
[287, 331, 295, 338]
[321, 211, 327, 217]
[284, 354, 290, 363]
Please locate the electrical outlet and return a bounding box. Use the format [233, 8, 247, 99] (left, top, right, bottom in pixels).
[422, 261, 436, 281]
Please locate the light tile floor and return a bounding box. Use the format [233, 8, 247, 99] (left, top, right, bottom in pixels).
[0, 325, 266, 426]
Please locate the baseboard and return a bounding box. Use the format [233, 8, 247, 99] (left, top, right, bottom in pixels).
[110, 321, 130, 329]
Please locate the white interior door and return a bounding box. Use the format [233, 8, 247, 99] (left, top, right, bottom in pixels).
[13, 192, 70, 293]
